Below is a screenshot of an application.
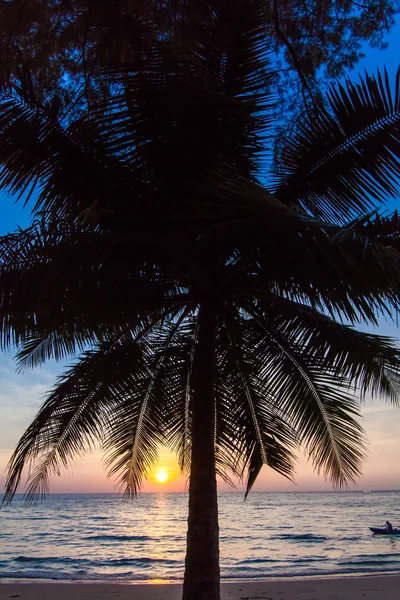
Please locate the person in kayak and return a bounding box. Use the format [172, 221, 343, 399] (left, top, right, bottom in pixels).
[385, 521, 393, 533]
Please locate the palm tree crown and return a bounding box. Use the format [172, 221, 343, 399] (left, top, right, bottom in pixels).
[1, 2, 400, 599]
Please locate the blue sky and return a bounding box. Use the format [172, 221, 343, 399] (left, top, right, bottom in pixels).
[0, 24, 400, 494]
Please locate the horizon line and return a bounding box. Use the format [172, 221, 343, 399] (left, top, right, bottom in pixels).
[3, 489, 400, 495]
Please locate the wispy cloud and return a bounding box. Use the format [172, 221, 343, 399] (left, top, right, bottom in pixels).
[0, 354, 59, 450]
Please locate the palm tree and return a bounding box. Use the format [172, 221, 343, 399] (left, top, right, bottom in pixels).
[1, 2, 400, 599]
[2, 214, 400, 600]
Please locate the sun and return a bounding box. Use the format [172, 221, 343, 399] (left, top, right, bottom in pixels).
[155, 468, 169, 484]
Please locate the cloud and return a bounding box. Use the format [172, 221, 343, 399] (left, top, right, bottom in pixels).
[0, 356, 58, 450]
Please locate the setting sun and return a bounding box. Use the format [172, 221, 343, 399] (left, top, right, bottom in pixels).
[155, 469, 169, 484]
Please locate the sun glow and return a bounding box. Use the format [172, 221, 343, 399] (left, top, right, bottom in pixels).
[155, 468, 169, 484]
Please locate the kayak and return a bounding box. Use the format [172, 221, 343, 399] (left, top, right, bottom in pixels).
[370, 527, 400, 535]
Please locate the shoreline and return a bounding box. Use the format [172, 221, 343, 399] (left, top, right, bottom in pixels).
[1, 573, 399, 599]
[1, 569, 400, 584]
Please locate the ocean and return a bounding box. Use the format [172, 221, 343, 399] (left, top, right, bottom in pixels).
[0, 492, 399, 582]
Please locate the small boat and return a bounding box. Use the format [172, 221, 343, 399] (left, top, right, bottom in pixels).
[370, 527, 400, 535]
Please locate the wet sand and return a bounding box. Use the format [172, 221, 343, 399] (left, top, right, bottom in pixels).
[0, 574, 399, 599]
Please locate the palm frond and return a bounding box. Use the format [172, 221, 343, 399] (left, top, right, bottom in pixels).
[274, 67, 400, 224]
[15, 330, 100, 372]
[162, 317, 198, 475]
[251, 219, 400, 325]
[180, 0, 274, 176]
[88, 0, 274, 200]
[220, 310, 297, 495]
[2, 337, 146, 505]
[249, 296, 400, 404]
[239, 305, 367, 488]
[0, 224, 179, 355]
[103, 312, 188, 496]
[355, 211, 400, 251]
[0, 91, 143, 223]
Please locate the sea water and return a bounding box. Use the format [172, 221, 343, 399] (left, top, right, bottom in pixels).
[0, 492, 399, 581]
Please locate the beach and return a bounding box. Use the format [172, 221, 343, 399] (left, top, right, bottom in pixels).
[0, 575, 399, 599]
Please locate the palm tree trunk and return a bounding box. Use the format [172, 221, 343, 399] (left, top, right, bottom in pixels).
[182, 300, 220, 600]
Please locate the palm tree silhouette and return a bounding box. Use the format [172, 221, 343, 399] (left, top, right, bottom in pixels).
[1, 2, 400, 599]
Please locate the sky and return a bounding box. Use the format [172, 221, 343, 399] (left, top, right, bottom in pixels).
[0, 25, 400, 496]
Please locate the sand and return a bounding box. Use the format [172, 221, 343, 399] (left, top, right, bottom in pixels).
[0, 575, 399, 600]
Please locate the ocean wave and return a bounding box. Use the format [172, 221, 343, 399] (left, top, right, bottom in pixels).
[2, 564, 400, 582]
[109, 557, 179, 566]
[220, 535, 258, 541]
[0, 570, 182, 582]
[87, 534, 153, 542]
[238, 558, 281, 565]
[338, 553, 400, 564]
[235, 556, 330, 567]
[14, 556, 83, 565]
[12, 556, 180, 567]
[272, 534, 328, 542]
[9, 517, 50, 521]
[220, 565, 400, 579]
[342, 560, 400, 567]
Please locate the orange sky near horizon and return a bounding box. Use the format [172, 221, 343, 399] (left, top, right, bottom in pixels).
[0, 333, 399, 496]
[1, 397, 399, 496]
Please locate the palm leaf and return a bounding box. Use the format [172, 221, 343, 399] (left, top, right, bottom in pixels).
[274, 67, 400, 224]
[87, 0, 274, 205]
[251, 219, 400, 325]
[250, 296, 400, 403]
[2, 337, 146, 504]
[0, 224, 179, 355]
[103, 312, 189, 496]
[355, 211, 400, 252]
[162, 317, 198, 475]
[220, 309, 297, 495]
[239, 305, 367, 488]
[0, 91, 143, 223]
